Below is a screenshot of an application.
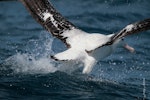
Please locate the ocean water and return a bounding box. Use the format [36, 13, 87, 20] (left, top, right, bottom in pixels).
[0, 0, 150, 100]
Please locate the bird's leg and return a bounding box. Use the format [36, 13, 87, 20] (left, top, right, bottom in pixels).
[82, 56, 96, 74]
[124, 44, 135, 53]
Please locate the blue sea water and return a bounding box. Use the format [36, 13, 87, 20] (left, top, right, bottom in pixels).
[0, 0, 150, 100]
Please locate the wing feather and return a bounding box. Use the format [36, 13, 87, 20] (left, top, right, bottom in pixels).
[110, 18, 150, 43]
[20, 0, 77, 47]
[89, 18, 150, 52]
[103, 18, 150, 47]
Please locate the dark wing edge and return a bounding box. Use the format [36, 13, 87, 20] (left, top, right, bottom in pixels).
[88, 18, 150, 53]
[108, 18, 150, 45]
[20, 0, 76, 47]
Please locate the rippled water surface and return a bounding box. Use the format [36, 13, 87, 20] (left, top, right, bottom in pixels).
[0, 0, 150, 100]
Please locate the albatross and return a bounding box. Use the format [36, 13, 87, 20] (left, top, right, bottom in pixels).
[20, 0, 150, 74]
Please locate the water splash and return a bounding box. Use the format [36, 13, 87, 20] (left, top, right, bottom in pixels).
[3, 32, 57, 74]
[142, 78, 146, 100]
[5, 53, 57, 74]
[3, 31, 83, 75]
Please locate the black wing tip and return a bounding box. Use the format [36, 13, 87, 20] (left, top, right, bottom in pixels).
[50, 55, 59, 61]
[50, 55, 69, 61]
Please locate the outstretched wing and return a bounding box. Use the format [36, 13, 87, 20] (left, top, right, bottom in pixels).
[88, 18, 150, 52]
[102, 18, 150, 47]
[109, 18, 150, 45]
[20, 0, 77, 47]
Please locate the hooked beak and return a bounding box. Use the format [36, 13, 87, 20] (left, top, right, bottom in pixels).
[124, 44, 135, 53]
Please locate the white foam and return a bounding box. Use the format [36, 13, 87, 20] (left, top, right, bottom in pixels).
[3, 31, 85, 74]
[4, 52, 83, 74]
[3, 32, 58, 74]
[5, 53, 57, 74]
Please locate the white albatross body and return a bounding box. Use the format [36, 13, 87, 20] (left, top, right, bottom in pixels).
[54, 28, 121, 74]
[20, 0, 150, 74]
